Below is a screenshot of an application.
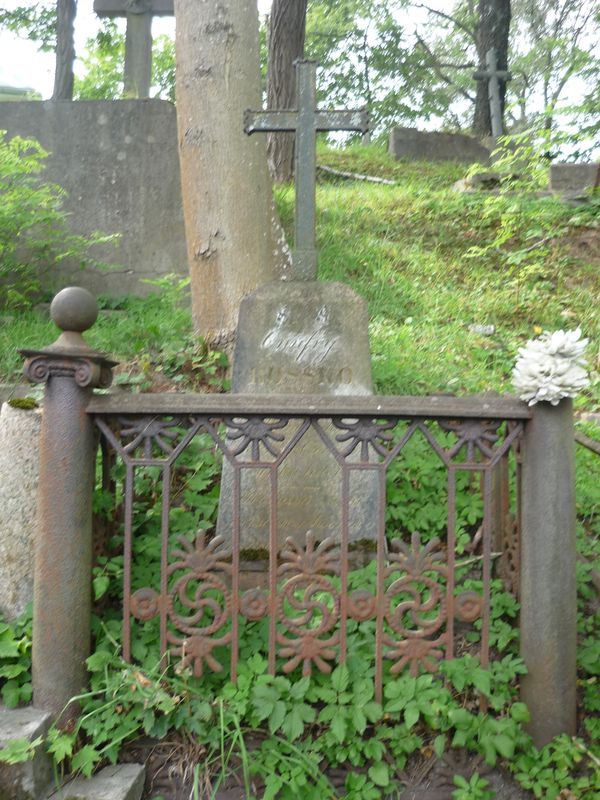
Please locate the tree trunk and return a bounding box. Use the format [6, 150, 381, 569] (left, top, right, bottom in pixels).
[52, 0, 77, 100]
[266, 0, 308, 183]
[472, 0, 511, 137]
[174, 0, 292, 348]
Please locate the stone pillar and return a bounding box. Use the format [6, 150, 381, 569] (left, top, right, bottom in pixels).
[21, 287, 115, 721]
[520, 399, 577, 747]
[0, 404, 42, 621]
[124, 11, 153, 98]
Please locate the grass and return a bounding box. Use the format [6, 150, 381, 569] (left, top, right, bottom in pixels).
[1, 143, 598, 410]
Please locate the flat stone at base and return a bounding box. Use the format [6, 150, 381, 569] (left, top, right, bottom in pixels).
[45, 764, 145, 800]
[0, 705, 53, 800]
[218, 281, 378, 550]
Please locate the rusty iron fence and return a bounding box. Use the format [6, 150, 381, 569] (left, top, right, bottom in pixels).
[90, 394, 527, 705]
[22, 289, 579, 746]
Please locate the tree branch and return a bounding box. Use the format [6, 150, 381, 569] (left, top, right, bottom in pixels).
[413, 3, 476, 42]
[415, 34, 475, 103]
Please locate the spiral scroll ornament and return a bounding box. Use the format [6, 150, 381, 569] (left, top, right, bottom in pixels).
[166, 533, 233, 677]
[23, 354, 114, 389]
[277, 533, 341, 675]
[384, 533, 448, 675]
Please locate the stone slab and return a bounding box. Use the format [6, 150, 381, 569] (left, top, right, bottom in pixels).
[550, 162, 600, 195]
[0, 705, 53, 800]
[218, 281, 378, 549]
[46, 764, 145, 800]
[389, 127, 490, 164]
[0, 100, 187, 298]
[0, 404, 42, 620]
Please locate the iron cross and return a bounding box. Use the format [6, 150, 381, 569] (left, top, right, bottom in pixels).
[473, 48, 512, 140]
[244, 60, 369, 281]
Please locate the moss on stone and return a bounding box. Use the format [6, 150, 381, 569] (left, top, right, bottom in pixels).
[7, 397, 38, 410]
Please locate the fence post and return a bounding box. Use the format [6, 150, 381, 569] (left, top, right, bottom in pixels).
[21, 287, 115, 721]
[520, 398, 577, 747]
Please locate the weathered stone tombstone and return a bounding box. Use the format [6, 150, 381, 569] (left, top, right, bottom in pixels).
[94, 0, 174, 99]
[550, 162, 600, 198]
[217, 60, 377, 550]
[388, 127, 490, 164]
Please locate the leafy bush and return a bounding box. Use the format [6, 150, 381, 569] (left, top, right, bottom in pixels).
[0, 131, 114, 309]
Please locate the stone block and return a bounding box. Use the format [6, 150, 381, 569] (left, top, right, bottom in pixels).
[389, 126, 490, 164]
[45, 764, 145, 800]
[218, 281, 378, 550]
[550, 163, 600, 196]
[0, 100, 187, 297]
[0, 404, 42, 621]
[0, 705, 53, 800]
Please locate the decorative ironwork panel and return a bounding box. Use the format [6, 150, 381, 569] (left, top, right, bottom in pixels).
[94, 407, 524, 704]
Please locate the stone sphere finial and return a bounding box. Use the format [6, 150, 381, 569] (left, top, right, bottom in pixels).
[50, 287, 98, 333]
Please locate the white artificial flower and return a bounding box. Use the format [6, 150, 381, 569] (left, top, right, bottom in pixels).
[512, 328, 590, 406]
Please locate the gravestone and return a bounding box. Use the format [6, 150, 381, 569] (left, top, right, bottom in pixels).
[550, 163, 600, 197]
[0, 404, 41, 621]
[94, 0, 174, 99]
[0, 100, 187, 297]
[217, 60, 376, 550]
[389, 127, 490, 164]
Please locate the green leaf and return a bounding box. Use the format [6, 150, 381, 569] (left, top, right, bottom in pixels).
[2, 680, 21, 708]
[493, 733, 515, 760]
[47, 734, 74, 763]
[331, 664, 349, 693]
[510, 702, 530, 723]
[268, 700, 286, 734]
[368, 762, 390, 787]
[404, 703, 419, 729]
[93, 575, 110, 600]
[0, 736, 42, 764]
[434, 734, 446, 757]
[0, 638, 20, 659]
[71, 745, 102, 778]
[363, 701, 382, 723]
[0, 663, 27, 679]
[330, 713, 347, 743]
[282, 705, 313, 741]
[351, 706, 367, 734]
[86, 649, 113, 672]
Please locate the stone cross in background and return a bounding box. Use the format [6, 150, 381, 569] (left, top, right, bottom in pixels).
[245, 60, 369, 281]
[473, 48, 512, 141]
[94, 0, 174, 99]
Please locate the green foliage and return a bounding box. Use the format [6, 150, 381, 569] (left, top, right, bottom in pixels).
[0, 132, 115, 309]
[74, 22, 175, 102]
[0, 2, 56, 51]
[0, 735, 43, 765]
[0, 605, 32, 708]
[452, 772, 493, 800]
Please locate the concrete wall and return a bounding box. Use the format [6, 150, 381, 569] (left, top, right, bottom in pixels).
[0, 99, 187, 297]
